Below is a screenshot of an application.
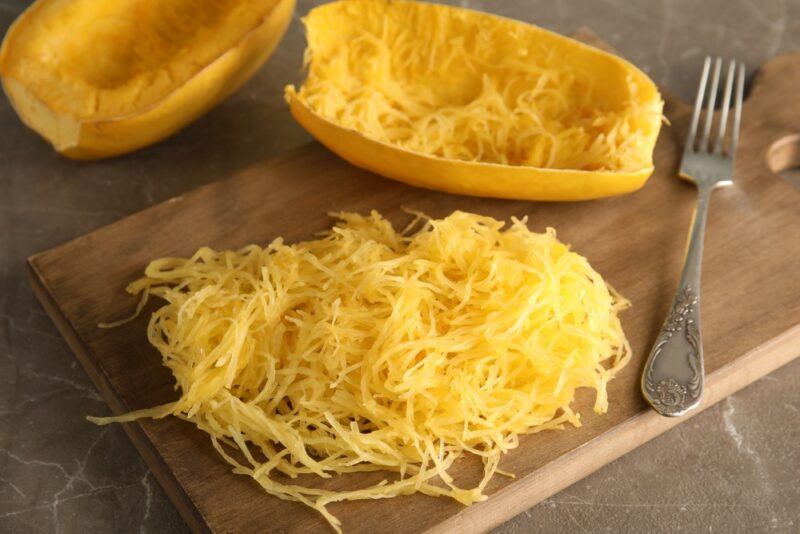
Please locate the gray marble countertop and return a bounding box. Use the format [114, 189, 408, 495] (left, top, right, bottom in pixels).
[1, 1, 798, 532]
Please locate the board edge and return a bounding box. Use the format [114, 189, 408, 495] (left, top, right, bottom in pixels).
[24, 143, 324, 268]
[26, 258, 212, 534]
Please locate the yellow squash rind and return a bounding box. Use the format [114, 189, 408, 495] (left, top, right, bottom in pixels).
[289, 95, 654, 201]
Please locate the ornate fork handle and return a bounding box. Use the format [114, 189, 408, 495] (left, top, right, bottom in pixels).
[642, 186, 711, 416]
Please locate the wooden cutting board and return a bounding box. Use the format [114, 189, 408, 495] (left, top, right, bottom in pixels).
[28, 32, 800, 534]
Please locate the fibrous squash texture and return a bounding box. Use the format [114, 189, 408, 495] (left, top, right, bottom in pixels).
[93, 211, 631, 532]
[288, 0, 661, 172]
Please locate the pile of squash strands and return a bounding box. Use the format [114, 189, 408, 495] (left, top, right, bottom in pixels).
[92, 210, 631, 532]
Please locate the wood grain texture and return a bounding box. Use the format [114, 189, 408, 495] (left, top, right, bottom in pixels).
[28, 31, 800, 534]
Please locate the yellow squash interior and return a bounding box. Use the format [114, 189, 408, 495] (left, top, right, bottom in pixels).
[0, 0, 292, 157]
[288, 0, 663, 173]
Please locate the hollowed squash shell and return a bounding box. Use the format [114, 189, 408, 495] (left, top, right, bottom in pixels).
[286, 0, 663, 201]
[0, 0, 295, 159]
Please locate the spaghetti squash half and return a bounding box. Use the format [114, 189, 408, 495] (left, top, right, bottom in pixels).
[286, 0, 663, 200]
[0, 0, 295, 159]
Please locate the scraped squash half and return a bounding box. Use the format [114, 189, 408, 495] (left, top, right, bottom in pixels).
[0, 0, 295, 159]
[286, 0, 663, 201]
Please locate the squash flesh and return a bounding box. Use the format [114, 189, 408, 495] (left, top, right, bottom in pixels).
[0, 0, 295, 158]
[286, 0, 663, 199]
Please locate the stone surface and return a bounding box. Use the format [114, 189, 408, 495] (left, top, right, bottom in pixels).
[1, 0, 798, 533]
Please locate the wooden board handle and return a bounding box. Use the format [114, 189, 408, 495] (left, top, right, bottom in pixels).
[742, 53, 800, 184]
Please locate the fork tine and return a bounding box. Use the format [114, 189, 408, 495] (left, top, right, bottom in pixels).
[686, 57, 711, 151]
[730, 64, 745, 159]
[699, 58, 722, 152]
[713, 60, 736, 155]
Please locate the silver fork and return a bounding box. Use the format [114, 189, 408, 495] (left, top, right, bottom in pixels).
[641, 57, 745, 417]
